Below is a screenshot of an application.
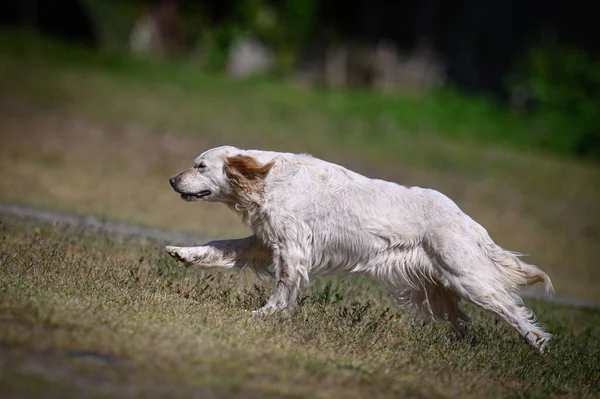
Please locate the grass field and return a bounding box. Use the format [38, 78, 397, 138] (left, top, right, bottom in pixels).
[1, 34, 599, 301]
[1, 216, 599, 398]
[0, 32, 599, 397]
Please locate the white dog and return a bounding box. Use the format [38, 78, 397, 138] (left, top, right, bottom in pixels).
[166, 146, 554, 351]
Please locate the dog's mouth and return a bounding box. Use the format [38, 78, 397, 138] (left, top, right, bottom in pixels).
[181, 190, 212, 201]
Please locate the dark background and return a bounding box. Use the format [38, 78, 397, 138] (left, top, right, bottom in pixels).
[2, 0, 599, 158]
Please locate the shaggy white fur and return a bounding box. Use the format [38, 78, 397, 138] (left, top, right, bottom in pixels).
[166, 146, 554, 352]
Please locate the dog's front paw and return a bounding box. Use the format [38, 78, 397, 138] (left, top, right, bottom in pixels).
[165, 245, 181, 259]
[252, 305, 277, 317]
[165, 246, 192, 266]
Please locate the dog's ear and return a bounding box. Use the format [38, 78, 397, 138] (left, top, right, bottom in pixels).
[225, 155, 275, 183]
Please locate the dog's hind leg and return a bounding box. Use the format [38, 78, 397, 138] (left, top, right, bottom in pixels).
[458, 282, 551, 352]
[427, 232, 551, 352]
[437, 251, 551, 351]
[429, 287, 472, 339]
[447, 302, 471, 339]
[165, 235, 272, 273]
[402, 284, 472, 339]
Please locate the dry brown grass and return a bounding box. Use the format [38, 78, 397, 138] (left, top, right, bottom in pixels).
[0, 102, 598, 301]
[2, 32, 599, 399]
[1, 217, 599, 398]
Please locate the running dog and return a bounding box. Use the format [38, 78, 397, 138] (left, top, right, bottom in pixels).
[166, 146, 554, 351]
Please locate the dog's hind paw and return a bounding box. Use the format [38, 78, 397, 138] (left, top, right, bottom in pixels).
[525, 330, 552, 353]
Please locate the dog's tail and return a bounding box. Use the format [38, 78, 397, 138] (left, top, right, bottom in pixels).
[486, 243, 554, 297]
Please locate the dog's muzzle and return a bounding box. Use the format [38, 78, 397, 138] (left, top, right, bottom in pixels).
[169, 177, 211, 200]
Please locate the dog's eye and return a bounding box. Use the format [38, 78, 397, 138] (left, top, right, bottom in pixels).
[196, 162, 207, 170]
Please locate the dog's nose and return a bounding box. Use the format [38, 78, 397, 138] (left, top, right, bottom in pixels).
[169, 177, 176, 188]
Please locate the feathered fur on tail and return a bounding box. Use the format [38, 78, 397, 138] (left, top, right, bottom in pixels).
[487, 245, 554, 296]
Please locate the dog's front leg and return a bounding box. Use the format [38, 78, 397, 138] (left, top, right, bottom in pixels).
[165, 235, 272, 272]
[253, 252, 304, 315]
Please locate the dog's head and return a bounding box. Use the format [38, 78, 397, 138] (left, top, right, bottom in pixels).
[169, 146, 275, 203]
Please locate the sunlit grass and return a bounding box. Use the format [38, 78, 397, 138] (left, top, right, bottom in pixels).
[1, 217, 599, 398]
[1, 97, 598, 301]
[0, 31, 595, 159]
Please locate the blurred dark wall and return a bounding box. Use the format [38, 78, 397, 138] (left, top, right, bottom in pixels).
[1, 0, 597, 100]
[310, 0, 597, 100]
[188, 0, 597, 100]
[0, 0, 97, 47]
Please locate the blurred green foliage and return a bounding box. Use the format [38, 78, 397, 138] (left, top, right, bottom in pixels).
[82, 0, 142, 52]
[230, 0, 318, 73]
[84, 0, 318, 73]
[11, 1, 600, 161]
[512, 39, 600, 158]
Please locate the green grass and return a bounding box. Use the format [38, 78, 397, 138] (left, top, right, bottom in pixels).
[0, 31, 599, 302]
[1, 28, 599, 399]
[0, 31, 593, 159]
[1, 217, 599, 398]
